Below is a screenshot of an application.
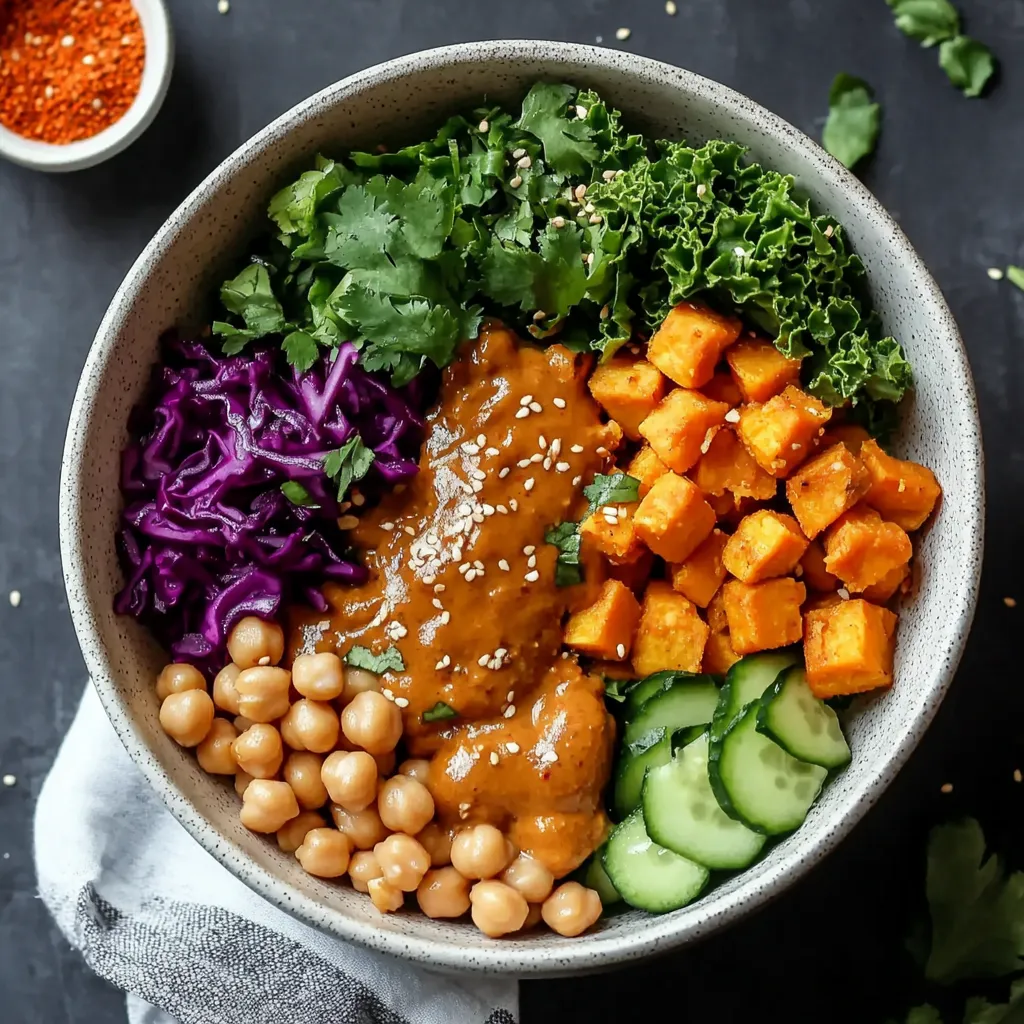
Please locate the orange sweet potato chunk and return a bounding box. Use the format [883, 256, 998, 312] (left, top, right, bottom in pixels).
[647, 301, 743, 389]
[725, 337, 802, 403]
[691, 426, 777, 501]
[736, 385, 832, 478]
[823, 505, 913, 593]
[607, 549, 656, 593]
[799, 540, 839, 592]
[786, 443, 871, 539]
[820, 423, 871, 455]
[564, 579, 642, 661]
[803, 591, 845, 614]
[804, 599, 898, 697]
[587, 358, 666, 439]
[626, 444, 670, 498]
[579, 504, 643, 565]
[632, 581, 710, 676]
[634, 472, 717, 563]
[861, 562, 910, 603]
[638, 388, 730, 474]
[670, 528, 728, 607]
[722, 510, 809, 584]
[721, 577, 807, 655]
[860, 439, 942, 532]
[702, 630, 741, 675]
[706, 590, 729, 633]
[702, 370, 744, 407]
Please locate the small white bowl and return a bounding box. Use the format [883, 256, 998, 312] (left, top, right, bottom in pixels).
[0, 0, 173, 173]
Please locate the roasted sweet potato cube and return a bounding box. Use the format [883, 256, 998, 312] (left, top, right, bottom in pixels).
[691, 426, 777, 501]
[670, 528, 728, 607]
[820, 423, 871, 455]
[737, 385, 832, 478]
[803, 591, 845, 614]
[860, 439, 942, 532]
[800, 540, 839, 592]
[587, 358, 667, 439]
[823, 505, 912, 593]
[721, 577, 806, 655]
[632, 581, 710, 675]
[634, 472, 716, 562]
[786, 443, 871, 539]
[638, 388, 730, 474]
[579, 504, 643, 565]
[725, 337, 802, 403]
[702, 370, 744, 407]
[722, 511, 809, 584]
[626, 444, 670, 498]
[702, 630, 741, 675]
[647, 301, 743, 388]
[607, 549, 656, 592]
[564, 579, 642, 661]
[861, 562, 910, 603]
[706, 590, 729, 633]
[804, 599, 898, 697]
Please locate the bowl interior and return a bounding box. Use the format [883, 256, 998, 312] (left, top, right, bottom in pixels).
[59, 41, 982, 974]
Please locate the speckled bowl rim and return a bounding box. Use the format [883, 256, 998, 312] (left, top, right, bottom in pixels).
[59, 40, 984, 975]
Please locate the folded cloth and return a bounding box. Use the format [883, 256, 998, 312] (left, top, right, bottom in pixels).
[34, 685, 519, 1024]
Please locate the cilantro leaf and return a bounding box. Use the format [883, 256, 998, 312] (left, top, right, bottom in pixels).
[602, 676, 636, 704]
[822, 74, 881, 170]
[544, 521, 583, 587]
[422, 701, 458, 724]
[965, 980, 1024, 1024]
[516, 82, 599, 178]
[281, 330, 319, 372]
[343, 645, 405, 674]
[886, 0, 960, 47]
[280, 481, 319, 507]
[321, 185, 397, 270]
[583, 473, 641, 512]
[479, 239, 544, 310]
[1007, 266, 1024, 292]
[267, 160, 351, 236]
[323, 435, 375, 502]
[536, 224, 589, 317]
[218, 264, 286, 338]
[939, 36, 996, 97]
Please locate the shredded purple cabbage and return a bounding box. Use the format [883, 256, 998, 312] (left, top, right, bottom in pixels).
[114, 335, 425, 675]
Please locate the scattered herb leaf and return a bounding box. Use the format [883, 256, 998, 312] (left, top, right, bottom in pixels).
[602, 676, 636, 704]
[1007, 266, 1024, 292]
[544, 521, 584, 587]
[939, 36, 996, 97]
[323, 436, 376, 502]
[964, 980, 1024, 1024]
[280, 481, 319, 507]
[422, 701, 458, 723]
[822, 74, 881, 170]
[583, 473, 641, 512]
[343, 645, 405, 674]
[886, 0, 960, 47]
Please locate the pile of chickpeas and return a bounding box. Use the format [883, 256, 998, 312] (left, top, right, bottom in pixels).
[155, 615, 603, 939]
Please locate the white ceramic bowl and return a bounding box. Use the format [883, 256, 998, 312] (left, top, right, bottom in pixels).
[0, 0, 173, 172]
[58, 41, 984, 975]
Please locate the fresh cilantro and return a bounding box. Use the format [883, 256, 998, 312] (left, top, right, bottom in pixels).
[602, 676, 636, 704]
[965, 980, 1024, 1024]
[217, 264, 286, 339]
[886, 0, 960, 47]
[267, 161, 351, 236]
[422, 701, 458, 723]
[1007, 267, 1024, 292]
[281, 330, 319, 373]
[280, 481, 319, 507]
[343, 645, 405, 674]
[822, 74, 881, 171]
[939, 36, 996, 97]
[583, 473, 641, 512]
[516, 82, 598, 178]
[544, 521, 583, 587]
[323, 436, 375, 502]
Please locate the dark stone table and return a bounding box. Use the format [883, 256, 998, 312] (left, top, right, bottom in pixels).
[1, 1, 1021, 1020]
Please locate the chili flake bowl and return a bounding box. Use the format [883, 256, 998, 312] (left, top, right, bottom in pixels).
[0, 0, 173, 173]
[58, 41, 984, 975]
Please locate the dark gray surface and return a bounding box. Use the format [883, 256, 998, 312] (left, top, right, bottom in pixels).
[1, 1, 1022, 1021]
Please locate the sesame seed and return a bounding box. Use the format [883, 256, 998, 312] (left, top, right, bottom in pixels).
[218, 0, 230, 11]
[432, 598, 443, 610]
[837, 588, 851, 600]
[794, 563, 804, 577]
[1015, 769, 1022, 783]
[485, 447, 500, 457]
[733, 246, 746, 257]
[570, 444, 584, 454]
[553, 397, 567, 409]
[472, 481, 484, 493]
[404, 526, 416, 536]
[380, 521, 394, 531]
[572, 476, 582, 486]
[615, 26, 631, 40]
[510, 175, 523, 189]
[541, 750, 559, 763]
[584, 202, 596, 214]
[898, 479, 907, 493]
[462, 442, 480, 455]
[512, 147, 526, 158]
[602, 169, 617, 182]
[529, 402, 542, 414]
[596, 446, 609, 457]
[523, 545, 536, 555]
[498, 467, 510, 479]
[666, 0, 677, 13]
[434, 583, 446, 593]
[465, 569, 477, 582]
[530, 453, 543, 464]
[527, 555, 537, 568]
[533, 310, 546, 322]
[824, 224, 834, 238]
[337, 515, 359, 530]
[489, 751, 500, 765]
[478, 119, 489, 132]
[8, 591, 21, 608]
[574, 184, 588, 201]
[43, 85, 54, 99]
[791, 443, 802, 451]
[61, 34, 74, 46]
[525, 570, 540, 582]
[616, 643, 626, 659]
[1005, 597, 1018, 608]
[504, 705, 516, 718]
[478, 654, 490, 667]
[506, 742, 520, 754]
[589, 213, 603, 225]
[575, 105, 588, 121]
[552, 216, 566, 229]
[476, 434, 487, 447]
[524, 478, 535, 492]
[497, 505, 508, 515]
[510, 499, 519, 511]
[382, 688, 395, 700]
[696, 183, 707, 197]
[351, 491, 366, 506]
[2, 775, 15, 787]
[987, 267, 1005, 281]
[724, 408, 741, 424]
[440, 611, 450, 624]
[537, 435, 548, 449]
[482, 504, 495, 516]
[543, 458, 552, 471]
[517, 459, 531, 469]
[515, 408, 530, 419]
[586, 253, 595, 267]
[940, 783, 953, 794]
[499, 559, 510, 571]
[517, 155, 532, 169]
[603, 515, 618, 526]
[472, 469, 487, 481]
[459, 562, 470, 574]
[82, 54, 96, 65]
[435, 655, 451, 670]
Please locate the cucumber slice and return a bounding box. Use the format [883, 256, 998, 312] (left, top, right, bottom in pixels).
[623, 678, 720, 745]
[584, 849, 622, 905]
[710, 650, 799, 740]
[757, 666, 851, 769]
[708, 704, 827, 835]
[643, 734, 766, 870]
[623, 670, 676, 716]
[612, 728, 672, 819]
[602, 810, 710, 913]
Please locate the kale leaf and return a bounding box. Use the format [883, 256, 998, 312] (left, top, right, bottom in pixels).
[822, 74, 881, 170]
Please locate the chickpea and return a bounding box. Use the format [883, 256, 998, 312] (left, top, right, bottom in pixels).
[196, 718, 239, 775]
[156, 662, 206, 702]
[378, 775, 435, 836]
[296, 828, 352, 878]
[226, 615, 284, 669]
[280, 699, 339, 754]
[416, 867, 471, 919]
[232, 723, 284, 779]
[321, 751, 378, 811]
[348, 850, 383, 893]
[373, 750, 397, 777]
[399, 759, 431, 785]
[523, 903, 544, 930]
[291, 652, 345, 701]
[233, 715, 255, 733]
[416, 822, 452, 867]
[541, 882, 603, 938]
[341, 691, 402, 755]
[283, 752, 329, 811]
[234, 770, 253, 796]
[159, 690, 215, 748]
[469, 880, 529, 938]
[276, 811, 325, 854]
[239, 779, 299, 833]
[374, 833, 431, 892]
[501, 854, 554, 904]
[234, 666, 291, 723]
[330, 804, 389, 850]
[212, 663, 242, 715]
[450, 824, 511, 881]
[367, 876, 404, 914]
[341, 666, 379, 704]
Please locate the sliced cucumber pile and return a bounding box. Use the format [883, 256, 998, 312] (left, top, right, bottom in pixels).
[613, 728, 673, 819]
[623, 676, 720, 745]
[710, 650, 799, 740]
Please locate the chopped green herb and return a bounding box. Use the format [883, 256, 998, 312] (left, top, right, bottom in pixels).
[323, 436, 376, 503]
[939, 36, 996, 97]
[583, 473, 641, 512]
[544, 521, 584, 587]
[886, 0, 960, 47]
[280, 481, 319, 507]
[422, 701, 458, 723]
[602, 676, 636, 704]
[1007, 266, 1024, 292]
[964, 980, 1024, 1024]
[822, 74, 881, 171]
[343, 644, 405, 674]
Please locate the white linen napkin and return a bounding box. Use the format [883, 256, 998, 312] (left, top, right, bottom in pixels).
[34, 685, 519, 1024]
